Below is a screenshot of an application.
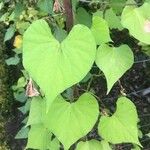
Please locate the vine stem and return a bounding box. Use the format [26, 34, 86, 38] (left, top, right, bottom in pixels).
[63, 0, 73, 32]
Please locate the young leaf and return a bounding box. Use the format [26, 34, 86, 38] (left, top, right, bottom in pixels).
[95, 44, 134, 94]
[76, 140, 112, 150]
[15, 126, 29, 139]
[18, 99, 31, 114]
[104, 8, 123, 30]
[5, 55, 20, 66]
[91, 16, 112, 45]
[4, 25, 15, 42]
[121, 2, 150, 44]
[26, 97, 46, 126]
[23, 19, 96, 111]
[44, 93, 99, 150]
[98, 97, 141, 146]
[26, 124, 60, 150]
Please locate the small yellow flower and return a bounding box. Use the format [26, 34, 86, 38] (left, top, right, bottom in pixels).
[13, 35, 23, 49]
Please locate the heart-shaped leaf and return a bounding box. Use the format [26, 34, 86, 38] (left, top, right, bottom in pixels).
[26, 97, 46, 126]
[27, 124, 60, 150]
[23, 19, 96, 110]
[104, 8, 123, 30]
[121, 2, 150, 44]
[95, 44, 134, 94]
[44, 93, 99, 150]
[91, 16, 112, 45]
[98, 97, 141, 146]
[76, 140, 112, 150]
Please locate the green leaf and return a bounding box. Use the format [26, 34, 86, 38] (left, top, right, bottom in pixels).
[53, 27, 67, 42]
[15, 126, 29, 139]
[16, 76, 27, 88]
[27, 97, 46, 126]
[18, 99, 31, 114]
[75, 7, 92, 27]
[23, 19, 96, 110]
[14, 89, 27, 103]
[104, 8, 123, 30]
[22, 117, 28, 124]
[26, 124, 59, 150]
[76, 140, 112, 150]
[4, 25, 15, 42]
[95, 44, 134, 94]
[98, 97, 141, 146]
[5, 54, 20, 65]
[44, 93, 99, 150]
[91, 16, 112, 45]
[72, 0, 79, 12]
[37, 0, 54, 14]
[110, 0, 126, 15]
[121, 2, 150, 44]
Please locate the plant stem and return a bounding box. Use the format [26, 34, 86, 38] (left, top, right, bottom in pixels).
[63, 0, 73, 32]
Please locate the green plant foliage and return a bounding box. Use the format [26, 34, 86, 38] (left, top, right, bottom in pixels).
[76, 140, 112, 150]
[27, 97, 45, 126]
[110, 0, 126, 14]
[44, 93, 99, 150]
[53, 27, 67, 42]
[75, 7, 92, 27]
[15, 126, 29, 139]
[4, 25, 15, 42]
[23, 19, 96, 110]
[98, 97, 141, 146]
[26, 124, 60, 150]
[95, 44, 134, 94]
[121, 2, 150, 44]
[18, 99, 31, 114]
[37, 0, 54, 14]
[104, 8, 123, 30]
[5, 54, 20, 66]
[91, 16, 112, 45]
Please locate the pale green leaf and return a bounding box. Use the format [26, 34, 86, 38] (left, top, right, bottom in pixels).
[91, 16, 112, 45]
[98, 97, 141, 146]
[16, 76, 27, 88]
[76, 140, 112, 150]
[23, 19, 96, 110]
[44, 93, 99, 150]
[15, 126, 29, 139]
[27, 97, 46, 126]
[48, 137, 60, 150]
[95, 44, 134, 94]
[121, 2, 150, 44]
[5, 55, 20, 65]
[104, 8, 123, 30]
[18, 99, 31, 114]
[26, 124, 53, 150]
[4, 25, 15, 42]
